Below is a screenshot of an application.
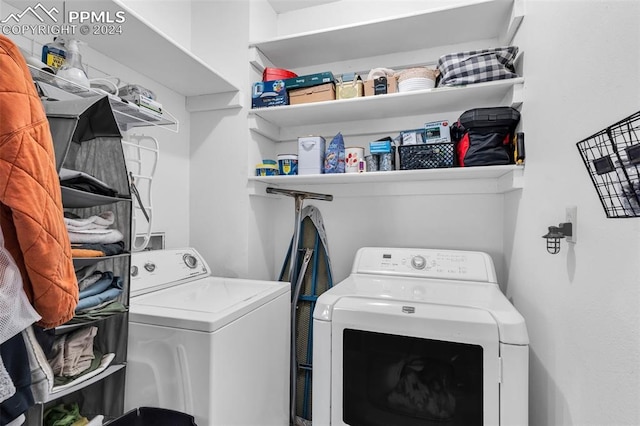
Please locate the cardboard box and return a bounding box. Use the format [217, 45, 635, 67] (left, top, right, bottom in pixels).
[252, 79, 288, 108]
[289, 83, 336, 105]
[424, 120, 452, 144]
[364, 76, 398, 96]
[298, 136, 326, 175]
[284, 72, 334, 90]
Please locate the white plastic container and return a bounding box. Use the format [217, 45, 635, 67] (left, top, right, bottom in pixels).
[298, 136, 326, 175]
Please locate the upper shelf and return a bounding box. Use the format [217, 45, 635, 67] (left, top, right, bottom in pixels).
[249, 0, 521, 69]
[4, 0, 239, 97]
[75, 0, 238, 97]
[30, 65, 179, 132]
[249, 78, 523, 140]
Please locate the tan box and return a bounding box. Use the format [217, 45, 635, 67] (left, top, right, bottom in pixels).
[364, 76, 398, 96]
[289, 83, 336, 105]
[336, 79, 364, 100]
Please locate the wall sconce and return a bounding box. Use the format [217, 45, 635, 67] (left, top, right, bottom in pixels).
[542, 222, 573, 254]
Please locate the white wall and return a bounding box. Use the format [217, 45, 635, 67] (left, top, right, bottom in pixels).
[505, 1, 640, 425]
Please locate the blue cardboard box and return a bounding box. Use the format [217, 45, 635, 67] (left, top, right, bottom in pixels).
[252, 80, 288, 108]
[284, 72, 334, 90]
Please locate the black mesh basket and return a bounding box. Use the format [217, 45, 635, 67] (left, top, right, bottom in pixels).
[398, 143, 455, 170]
[576, 111, 640, 218]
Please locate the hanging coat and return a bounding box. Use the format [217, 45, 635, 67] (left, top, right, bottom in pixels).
[0, 35, 78, 329]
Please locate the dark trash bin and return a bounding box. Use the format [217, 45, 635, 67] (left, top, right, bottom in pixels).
[109, 407, 197, 426]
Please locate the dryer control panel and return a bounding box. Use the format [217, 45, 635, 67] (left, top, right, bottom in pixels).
[352, 247, 497, 284]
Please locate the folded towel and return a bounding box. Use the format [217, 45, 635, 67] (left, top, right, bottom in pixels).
[71, 249, 105, 258]
[64, 211, 115, 231]
[67, 229, 124, 245]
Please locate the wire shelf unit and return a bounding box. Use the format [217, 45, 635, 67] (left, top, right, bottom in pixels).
[577, 111, 640, 218]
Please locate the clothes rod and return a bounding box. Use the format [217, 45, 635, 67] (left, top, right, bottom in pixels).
[266, 187, 333, 202]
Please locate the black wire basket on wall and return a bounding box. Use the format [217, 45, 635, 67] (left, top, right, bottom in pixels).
[577, 111, 640, 218]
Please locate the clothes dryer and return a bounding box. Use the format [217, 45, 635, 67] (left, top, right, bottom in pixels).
[124, 248, 290, 426]
[313, 247, 529, 426]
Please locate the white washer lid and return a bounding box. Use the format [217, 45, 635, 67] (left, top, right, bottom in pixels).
[129, 276, 289, 332]
[314, 274, 528, 345]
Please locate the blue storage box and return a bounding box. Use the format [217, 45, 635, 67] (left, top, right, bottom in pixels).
[252, 79, 288, 108]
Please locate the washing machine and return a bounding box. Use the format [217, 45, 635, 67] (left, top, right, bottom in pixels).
[124, 248, 290, 426]
[313, 247, 529, 426]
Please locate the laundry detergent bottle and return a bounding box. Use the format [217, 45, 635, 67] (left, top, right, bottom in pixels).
[56, 39, 90, 89]
[41, 37, 66, 70]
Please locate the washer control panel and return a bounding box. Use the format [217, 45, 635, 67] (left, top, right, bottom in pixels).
[130, 248, 211, 297]
[352, 247, 496, 283]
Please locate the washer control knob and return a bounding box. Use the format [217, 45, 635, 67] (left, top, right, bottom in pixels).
[183, 253, 198, 269]
[131, 265, 138, 277]
[144, 262, 156, 272]
[411, 255, 426, 270]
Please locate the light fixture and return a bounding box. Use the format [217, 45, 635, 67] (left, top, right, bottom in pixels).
[542, 222, 573, 254]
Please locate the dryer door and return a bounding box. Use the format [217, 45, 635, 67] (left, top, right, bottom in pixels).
[329, 296, 500, 426]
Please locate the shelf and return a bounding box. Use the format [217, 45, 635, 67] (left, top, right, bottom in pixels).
[4, 0, 239, 97]
[249, 164, 524, 196]
[61, 187, 131, 208]
[249, 78, 524, 140]
[72, 253, 130, 268]
[249, 0, 521, 69]
[30, 66, 179, 132]
[47, 362, 123, 401]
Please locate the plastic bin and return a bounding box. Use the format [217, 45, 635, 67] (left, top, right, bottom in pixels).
[398, 143, 455, 170]
[109, 407, 197, 426]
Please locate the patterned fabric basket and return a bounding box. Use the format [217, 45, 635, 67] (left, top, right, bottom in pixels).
[437, 46, 519, 86]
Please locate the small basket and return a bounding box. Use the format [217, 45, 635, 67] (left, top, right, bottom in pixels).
[576, 110, 640, 218]
[398, 143, 455, 170]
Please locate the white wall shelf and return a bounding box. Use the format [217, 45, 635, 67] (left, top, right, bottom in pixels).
[5, 0, 240, 100]
[249, 0, 522, 70]
[249, 165, 524, 197]
[72, 0, 238, 98]
[30, 65, 179, 132]
[249, 78, 523, 141]
[247, 0, 525, 197]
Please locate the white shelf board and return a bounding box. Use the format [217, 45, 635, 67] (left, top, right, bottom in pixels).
[249, 0, 515, 69]
[249, 164, 524, 197]
[41, 0, 239, 97]
[45, 364, 125, 401]
[249, 78, 523, 139]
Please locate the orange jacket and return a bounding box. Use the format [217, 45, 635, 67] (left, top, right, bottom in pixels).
[0, 35, 78, 329]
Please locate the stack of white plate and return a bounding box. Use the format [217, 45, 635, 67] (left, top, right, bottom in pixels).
[398, 77, 436, 92]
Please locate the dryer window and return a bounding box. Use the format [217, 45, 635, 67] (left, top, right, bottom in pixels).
[342, 329, 483, 426]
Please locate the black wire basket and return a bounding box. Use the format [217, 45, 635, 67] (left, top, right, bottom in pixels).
[576, 111, 640, 218]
